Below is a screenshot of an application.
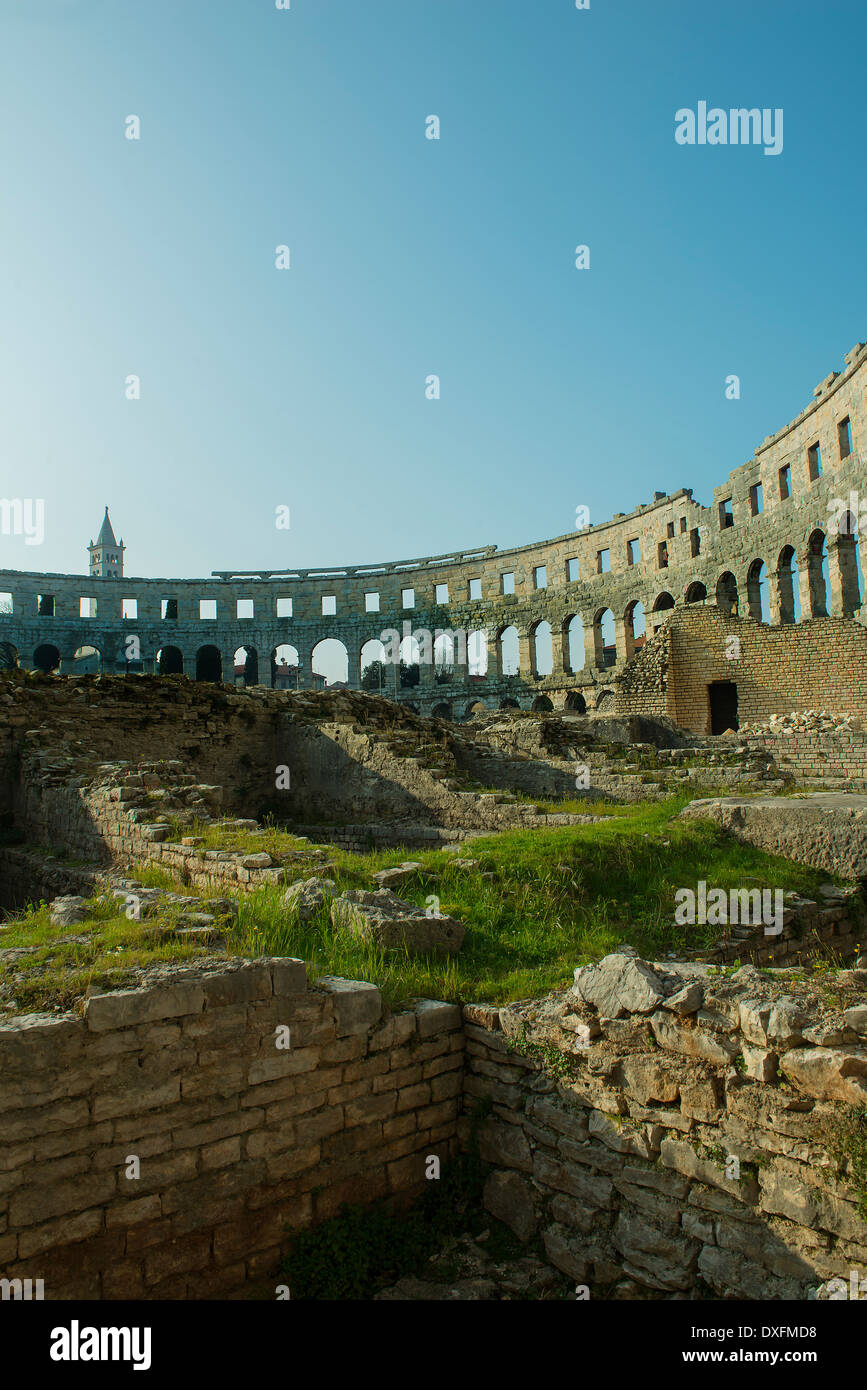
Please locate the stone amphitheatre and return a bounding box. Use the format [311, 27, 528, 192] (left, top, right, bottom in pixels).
[0, 341, 866, 1302]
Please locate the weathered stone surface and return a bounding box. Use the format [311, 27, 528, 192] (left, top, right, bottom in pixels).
[282, 877, 337, 921]
[660, 1138, 759, 1204]
[650, 1011, 739, 1064]
[779, 1046, 867, 1104]
[574, 954, 666, 1018]
[372, 863, 423, 888]
[613, 1210, 700, 1291]
[662, 982, 704, 1015]
[317, 977, 382, 1036]
[483, 1170, 536, 1243]
[49, 896, 88, 928]
[330, 889, 465, 956]
[542, 1223, 591, 1282]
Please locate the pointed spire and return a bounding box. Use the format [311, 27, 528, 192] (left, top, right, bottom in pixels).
[96, 506, 117, 548]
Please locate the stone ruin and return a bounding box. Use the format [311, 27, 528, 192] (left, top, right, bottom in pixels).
[0, 661, 864, 1304]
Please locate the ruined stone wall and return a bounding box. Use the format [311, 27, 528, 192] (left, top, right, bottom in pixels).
[0, 960, 463, 1299]
[2, 341, 865, 715]
[463, 956, 867, 1298]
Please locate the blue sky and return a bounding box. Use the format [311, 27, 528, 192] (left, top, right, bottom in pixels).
[0, 0, 865, 580]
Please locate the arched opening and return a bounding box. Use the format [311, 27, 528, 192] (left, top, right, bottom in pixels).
[807, 531, 829, 617]
[0, 641, 19, 671]
[499, 698, 520, 710]
[33, 644, 60, 674]
[312, 638, 348, 688]
[495, 625, 519, 676]
[529, 620, 553, 677]
[73, 645, 101, 675]
[464, 700, 488, 719]
[431, 702, 452, 720]
[624, 599, 646, 658]
[360, 639, 387, 692]
[271, 643, 299, 688]
[196, 645, 222, 682]
[564, 691, 587, 713]
[834, 514, 863, 617]
[156, 646, 184, 676]
[685, 582, 707, 604]
[776, 547, 801, 625]
[593, 608, 616, 667]
[531, 695, 554, 712]
[564, 614, 585, 674]
[746, 560, 770, 623]
[399, 632, 421, 688]
[403, 701, 420, 714]
[715, 572, 739, 617]
[595, 690, 614, 710]
[233, 645, 259, 687]
[467, 629, 488, 677]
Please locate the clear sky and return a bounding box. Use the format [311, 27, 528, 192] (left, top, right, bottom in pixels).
[0, 0, 865, 580]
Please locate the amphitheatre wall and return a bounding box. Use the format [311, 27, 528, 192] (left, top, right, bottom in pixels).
[2, 341, 866, 720]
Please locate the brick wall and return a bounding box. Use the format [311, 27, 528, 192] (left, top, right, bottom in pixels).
[0, 959, 463, 1299]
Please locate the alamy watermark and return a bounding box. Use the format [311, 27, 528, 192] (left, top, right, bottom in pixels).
[0, 498, 44, 546]
[674, 880, 784, 936]
[675, 103, 783, 156]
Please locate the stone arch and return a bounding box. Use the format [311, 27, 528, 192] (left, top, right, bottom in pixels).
[359, 639, 386, 692]
[564, 691, 587, 713]
[467, 629, 488, 677]
[595, 689, 614, 710]
[431, 701, 452, 720]
[746, 560, 770, 623]
[592, 607, 616, 667]
[196, 645, 222, 682]
[833, 515, 863, 617]
[33, 643, 60, 673]
[715, 571, 739, 616]
[776, 546, 800, 625]
[624, 599, 646, 658]
[529, 620, 553, 677]
[233, 645, 259, 687]
[650, 592, 674, 636]
[685, 581, 707, 604]
[495, 625, 519, 676]
[806, 530, 829, 617]
[156, 645, 183, 676]
[464, 699, 488, 718]
[271, 643, 299, 688]
[312, 638, 348, 687]
[562, 614, 585, 674]
[0, 641, 19, 671]
[73, 644, 101, 675]
[531, 694, 554, 712]
[499, 697, 520, 710]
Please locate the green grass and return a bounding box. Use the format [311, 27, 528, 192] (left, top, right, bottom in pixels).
[1, 793, 852, 1015]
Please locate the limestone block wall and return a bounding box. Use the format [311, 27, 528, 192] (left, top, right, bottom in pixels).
[0, 959, 464, 1300]
[463, 966, 867, 1299]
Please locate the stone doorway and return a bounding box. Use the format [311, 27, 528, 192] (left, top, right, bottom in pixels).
[708, 680, 738, 734]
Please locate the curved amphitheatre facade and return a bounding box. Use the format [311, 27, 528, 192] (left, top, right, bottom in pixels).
[2, 340, 866, 723]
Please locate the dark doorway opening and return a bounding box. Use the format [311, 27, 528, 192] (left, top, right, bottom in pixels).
[709, 681, 738, 734]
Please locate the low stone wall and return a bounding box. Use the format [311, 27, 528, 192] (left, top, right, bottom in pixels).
[0, 959, 464, 1299]
[464, 952, 867, 1298]
[681, 793, 867, 879]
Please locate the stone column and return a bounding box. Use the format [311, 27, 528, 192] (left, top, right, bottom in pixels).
[517, 629, 533, 677]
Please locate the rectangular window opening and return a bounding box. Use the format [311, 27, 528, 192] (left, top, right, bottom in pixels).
[690, 527, 700, 557]
[501, 572, 515, 595]
[838, 416, 852, 460]
[322, 595, 336, 616]
[534, 566, 547, 589]
[566, 557, 580, 582]
[37, 593, 54, 616]
[626, 538, 640, 567]
[807, 442, 822, 480]
[596, 549, 610, 575]
[276, 597, 292, 618]
[199, 599, 217, 620]
[778, 465, 791, 500]
[657, 540, 669, 569]
[749, 482, 763, 516]
[365, 592, 380, 612]
[402, 587, 415, 609]
[435, 583, 449, 604]
[719, 498, 734, 529]
[122, 598, 137, 620]
[468, 578, 482, 601]
[237, 598, 254, 620]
